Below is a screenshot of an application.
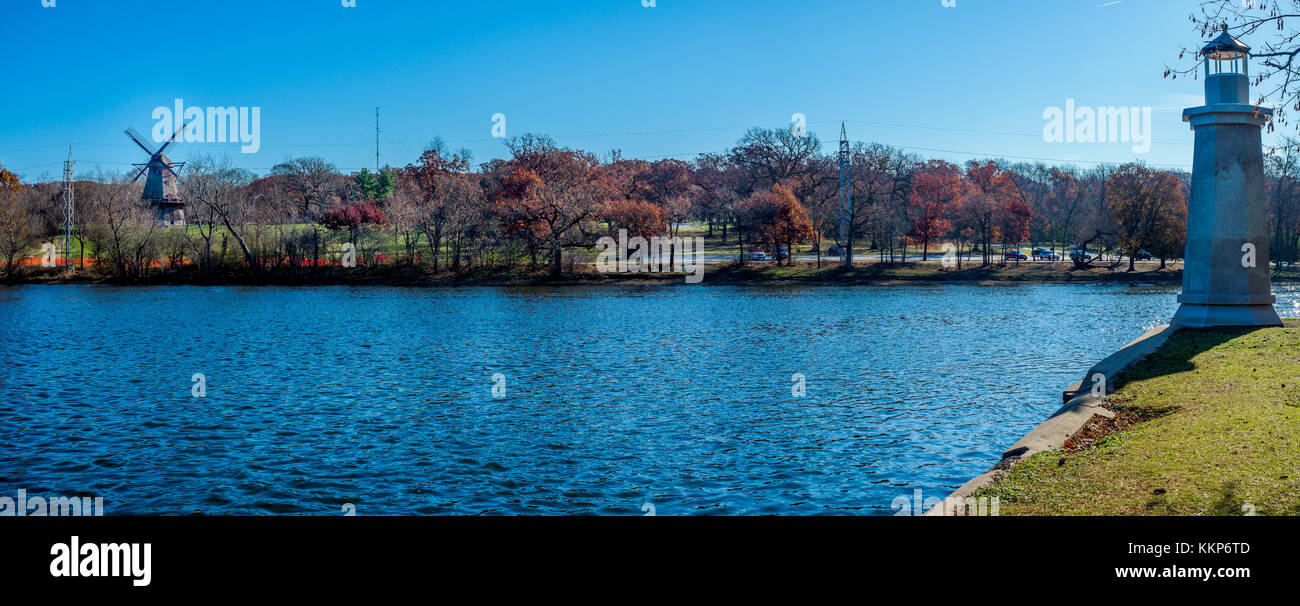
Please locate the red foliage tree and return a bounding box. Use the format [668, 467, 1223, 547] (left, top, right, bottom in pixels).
[321, 201, 387, 255]
[907, 160, 963, 261]
[962, 161, 1018, 266]
[605, 198, 667, 239]
[488, 135, 610, 276]
[400, 145, 474, 272]
[737, 184, 815, 265]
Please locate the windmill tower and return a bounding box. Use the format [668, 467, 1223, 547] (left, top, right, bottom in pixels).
[125, 125, 186, 227]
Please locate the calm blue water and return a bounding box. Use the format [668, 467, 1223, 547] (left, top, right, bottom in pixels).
[2, 283, 1297, 515]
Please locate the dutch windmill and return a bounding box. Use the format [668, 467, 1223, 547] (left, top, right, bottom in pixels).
[125, 123, 189, 227]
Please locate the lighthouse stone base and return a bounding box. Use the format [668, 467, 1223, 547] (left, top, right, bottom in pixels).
[1172, 103, 1283, 329]
[1172, 302, 1282, 329]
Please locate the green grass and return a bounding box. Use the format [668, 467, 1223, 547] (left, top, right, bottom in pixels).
[976, 319, 1300, 515]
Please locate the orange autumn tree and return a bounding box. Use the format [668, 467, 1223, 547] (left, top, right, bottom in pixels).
[605, 198, 667, 239]
[1150, 193, 1188, 269]
[644, 159, 695, 268]
[962, 161, 1017, 266]
[489, 134, 610, 277]
[401, 144, 474, 272]
[738, 184, 815, 265]
[1106, 163, 1187, 272]
[0, 165, 19, 191]
[908, 160, 964, 261]
[998, 193, 1034, 264]
[604, 157, 693, 264]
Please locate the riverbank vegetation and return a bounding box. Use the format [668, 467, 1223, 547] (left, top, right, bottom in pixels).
[976, 320, 1300, 515]
[3, 125, 1300, 284]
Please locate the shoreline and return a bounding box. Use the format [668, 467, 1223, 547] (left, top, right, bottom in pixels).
[937, 319, 1300, 516]
[5, 263, 1277, 288]
[926, 324, 1176, 515]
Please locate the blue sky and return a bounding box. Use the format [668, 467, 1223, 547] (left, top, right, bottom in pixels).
[0, 0, 1239, 181]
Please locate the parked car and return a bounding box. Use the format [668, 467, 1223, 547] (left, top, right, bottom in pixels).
[1134, 250, 1153, 261]
[827, 245, 843, 257]
[747, 251, 768, 261]
[1069, 250, 1093, 262]
[1005, 250, 1028, 261]
[1033, 248, 1061, 261]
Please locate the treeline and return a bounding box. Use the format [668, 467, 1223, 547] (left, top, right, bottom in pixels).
[2, 126, 1300, 281]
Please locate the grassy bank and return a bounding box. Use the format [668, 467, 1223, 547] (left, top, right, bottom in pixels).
[976, 320, 1300, 515]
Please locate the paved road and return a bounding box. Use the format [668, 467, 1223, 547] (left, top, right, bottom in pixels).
[697, 253, 1175, 266]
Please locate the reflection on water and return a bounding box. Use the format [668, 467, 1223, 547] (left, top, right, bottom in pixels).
[2, 283, 1296, 515]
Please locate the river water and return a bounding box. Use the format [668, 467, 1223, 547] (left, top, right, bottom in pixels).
[3, 283, 1297, 515]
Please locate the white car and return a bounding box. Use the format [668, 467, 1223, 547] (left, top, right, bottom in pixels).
[747, 251, 768, 261]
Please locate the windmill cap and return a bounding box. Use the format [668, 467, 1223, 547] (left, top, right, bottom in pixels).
[1202, 31, 1250, 56]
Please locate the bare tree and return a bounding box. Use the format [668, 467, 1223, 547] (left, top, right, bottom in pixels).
[385, 185, 422, 266]
[729, 127, 823, 189]
[273, 156, 339, 264]
[443, 176, 487, 271]
[184, 155, 257, 272]
[0, 186, 36, 280]
[1171, 2, 1300, 135]
[82, 172, 154, 278]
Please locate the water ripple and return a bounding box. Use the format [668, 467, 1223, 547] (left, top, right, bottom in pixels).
[2, 283, 1296, 515]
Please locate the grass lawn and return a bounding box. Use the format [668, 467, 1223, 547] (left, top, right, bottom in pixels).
[976, 319, 1300, 515]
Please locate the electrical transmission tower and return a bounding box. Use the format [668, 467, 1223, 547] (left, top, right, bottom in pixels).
[375, 107, 381, 172]
[61, 147, 75, 269]
[838, 123, 853, 268]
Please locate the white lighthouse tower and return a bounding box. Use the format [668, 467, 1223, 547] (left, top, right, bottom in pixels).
[1172, 32, 1283, 328]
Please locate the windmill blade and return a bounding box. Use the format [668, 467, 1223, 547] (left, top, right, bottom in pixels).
[163, 162, 185, 181]
[156, 119, 194, 157]
[129, 164, 149, 183]
[124, 127, 158, 156]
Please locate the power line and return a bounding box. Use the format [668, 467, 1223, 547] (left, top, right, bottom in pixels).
[13, 162, 65, 171]
[867, 141, 1192, 170]
[6, 117, 1192, 176]
[14, 140, 1191, 176]
[2, 115, 1198, 159]
[842, 119, 1195, 148]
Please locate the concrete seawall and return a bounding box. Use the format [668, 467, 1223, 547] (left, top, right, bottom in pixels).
[926, 323, 1177, 516]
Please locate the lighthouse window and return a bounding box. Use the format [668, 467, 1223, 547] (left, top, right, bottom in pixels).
[1208, 52, 1245, 76]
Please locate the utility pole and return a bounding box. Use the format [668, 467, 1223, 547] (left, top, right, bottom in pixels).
[61, 146, 75, 269]
[375, 107, 381, 173]
[838, 122, 853, 268]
